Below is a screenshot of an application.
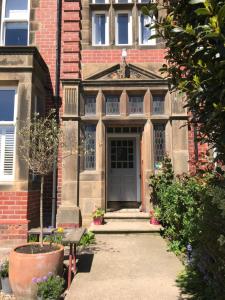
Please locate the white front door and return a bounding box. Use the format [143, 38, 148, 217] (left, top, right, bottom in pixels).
[108, 138, 137, 202]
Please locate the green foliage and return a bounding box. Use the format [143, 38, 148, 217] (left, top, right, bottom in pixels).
[79, 231, 95, 247]
[143, 0, 225, 162]
[28, 234, 39, 243]
[92, 208, 104, 218]
[43, 233, 64, 245]
[150, 157, 225, 294]
[36, 274, 65, 300]
[0, 259, 9, 278]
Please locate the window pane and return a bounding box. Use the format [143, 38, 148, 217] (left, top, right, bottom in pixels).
[94, 0, 105, 3]
[141, 15, 150, 44]
[117, 0, 129, 3]
[84, 125, 96, 169]
[5, 22, 28, 46]
[118, 14, 128, 44]
[0, 90, 15, 121]
[85, 96, 96, 115]
[5, 0, 28, 18]
[129, 96, 143, 114]
[94, 14, 105, 45]
[106, 95, 120, 115]
[154, 124, 165, 169]
[152, 95, 165, 114]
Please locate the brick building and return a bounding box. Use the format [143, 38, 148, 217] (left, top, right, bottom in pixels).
[0, 0, 199, 245]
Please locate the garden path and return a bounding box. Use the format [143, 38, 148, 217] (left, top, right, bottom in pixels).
[65, 234, 184, 300]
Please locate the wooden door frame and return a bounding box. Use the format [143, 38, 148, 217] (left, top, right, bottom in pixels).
[106, 133, 141, 210]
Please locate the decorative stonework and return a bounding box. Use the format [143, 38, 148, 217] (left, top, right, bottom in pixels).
[87, 63, 164, 81]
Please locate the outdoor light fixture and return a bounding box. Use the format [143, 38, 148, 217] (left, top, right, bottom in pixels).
[122, 48, 127, 60]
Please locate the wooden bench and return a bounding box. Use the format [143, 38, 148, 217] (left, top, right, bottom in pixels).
[62, 228, 86, 289]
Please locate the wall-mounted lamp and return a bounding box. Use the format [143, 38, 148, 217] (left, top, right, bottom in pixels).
[121, 48, 127, 60]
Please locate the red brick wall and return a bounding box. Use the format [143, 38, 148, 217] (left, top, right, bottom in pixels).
[188, 126, 209, 174]
[0, 192, 28, 245]
[82, 49, 166, 64]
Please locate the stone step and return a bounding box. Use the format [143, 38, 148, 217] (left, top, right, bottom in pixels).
[89, 221, 161, 234]
[104, 212, 150, 222]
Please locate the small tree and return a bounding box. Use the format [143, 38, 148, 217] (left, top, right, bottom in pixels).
[18, 110, 60, 247]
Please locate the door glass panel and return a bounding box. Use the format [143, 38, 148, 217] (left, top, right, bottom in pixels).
[111, 139, 134, 169]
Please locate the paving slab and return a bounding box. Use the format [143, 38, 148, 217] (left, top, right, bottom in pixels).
[65, 234, 184, 300]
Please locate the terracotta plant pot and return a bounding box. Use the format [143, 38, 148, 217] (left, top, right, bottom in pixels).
[150, 217, 160, 225]
[93, 216, 103, 225]
[1, 277, 12, 294]
[9, 243, 64, 300]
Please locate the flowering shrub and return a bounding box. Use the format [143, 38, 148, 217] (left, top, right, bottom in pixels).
[0, 259, 9, 278]
[33, 272, 65, 300]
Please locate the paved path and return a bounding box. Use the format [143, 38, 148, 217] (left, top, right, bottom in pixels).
[65, 234, 184, 300]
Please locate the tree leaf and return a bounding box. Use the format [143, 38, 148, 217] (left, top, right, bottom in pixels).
[195, 8, 210, 15]
[189, 0, 205, 4]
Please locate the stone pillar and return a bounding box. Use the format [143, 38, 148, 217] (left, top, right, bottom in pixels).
[172, 120, 189, 174]
[120, 89, 127, 116]
[96, 120, 106, 209]
[142, 120, 154, 211]
[57, 120, 80, 228]
[144, 88, 151, 117]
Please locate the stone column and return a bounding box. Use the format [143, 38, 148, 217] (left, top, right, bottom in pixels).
[57, 120, 80, 227]
[120, 89, 127, 116]
[142, 120, 154, 211]
[144, 88, 151, 117]
[96, 120, 106, 209]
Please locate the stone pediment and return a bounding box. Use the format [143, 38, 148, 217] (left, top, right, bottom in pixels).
[86, 63, 163, 81]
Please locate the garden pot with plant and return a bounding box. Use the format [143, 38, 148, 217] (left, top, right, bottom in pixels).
[150, 207, 161, 225]
[9, 111, 64, 300]
[92, 208, 104, 225]
[0, 259, 12, 294]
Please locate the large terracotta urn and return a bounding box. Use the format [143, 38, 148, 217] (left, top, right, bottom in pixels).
[9, 243, 64, 300]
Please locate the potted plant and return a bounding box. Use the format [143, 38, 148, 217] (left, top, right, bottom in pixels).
[92, 208, 104, 225]
[9, 111, 64, 300]
[34, 273, 65, 300]
[0, 259, 12, 294]
[150, 206, 161, 225]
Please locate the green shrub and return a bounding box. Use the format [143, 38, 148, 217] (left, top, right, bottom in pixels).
[79, 231, 95, 247]
[150, 157, 225, 293]
[34, 273, 65, 300]
[0, 259, 9, 278]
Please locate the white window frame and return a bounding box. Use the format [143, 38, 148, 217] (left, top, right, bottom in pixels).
[92, 11, 109, 46]
[1, 0, 30, 46]
[0, 87, 17, 181]
[139, 13, 156, 46]
[115, 11, 132, 46]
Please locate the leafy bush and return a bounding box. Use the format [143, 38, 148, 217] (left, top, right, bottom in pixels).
[150, 157, 225, 293]
[79, 231, 95, 247]
[0, 259, 9, 278]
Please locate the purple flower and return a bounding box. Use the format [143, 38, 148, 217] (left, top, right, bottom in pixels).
[42, 276, 48, 282]
[47, 272, 53, 277]
[36, 278, 42, 283]
[32, 277, 37, 283]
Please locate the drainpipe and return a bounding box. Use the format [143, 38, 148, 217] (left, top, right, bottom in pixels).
[51, 0, 62, 227]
